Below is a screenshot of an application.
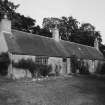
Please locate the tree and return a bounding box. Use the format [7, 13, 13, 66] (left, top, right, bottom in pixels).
[0, 1, 103, 49]
[0, 0, 52, 36]
[39, 28, 52, 37]
[0, 0, 19, 19]
[80, 23, 95, 32]
[31, 25, 52, 37]
[12, 13, 36, 32]
[0, 0, 36, 33]
[99, 44, 105, 57]
[42, 16, 79, 40]
[42, 16, 103, 47]
[76, 23, 102, 46]
[43, 17, 60, 31]
[60, 16, 79, 40]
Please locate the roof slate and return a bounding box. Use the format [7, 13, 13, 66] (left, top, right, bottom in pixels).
[4, 30, 104, 60]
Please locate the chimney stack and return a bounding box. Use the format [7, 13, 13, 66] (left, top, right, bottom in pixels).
[52, 25, 60, 41]
[94, 37, 99, 50]
[0, 14, 11, 33]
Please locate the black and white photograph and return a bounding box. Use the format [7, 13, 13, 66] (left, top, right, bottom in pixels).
[0, 0, 105, 105]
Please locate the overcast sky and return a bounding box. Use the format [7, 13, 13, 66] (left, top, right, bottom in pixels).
[10, 0, 105, 44]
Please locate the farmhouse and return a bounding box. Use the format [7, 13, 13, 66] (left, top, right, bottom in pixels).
[0, 15, 104, 79]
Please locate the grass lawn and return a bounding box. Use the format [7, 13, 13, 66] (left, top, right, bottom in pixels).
[0, 75, 105, 105]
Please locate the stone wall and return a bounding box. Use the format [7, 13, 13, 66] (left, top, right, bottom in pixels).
[83, 60, 104, 73]
[0, 32, 8, 53]
[48, 57, 71, 75]
[8, 54, 71, 78]
[48, 57, 63, 75]
[8, 53, 104, 79]
[8, 54, 35, 79]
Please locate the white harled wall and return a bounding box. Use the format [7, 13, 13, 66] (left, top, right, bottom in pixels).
[8, 54, 71, 79]
[8, 54, 35, 79]
[0, 32, 8, 53]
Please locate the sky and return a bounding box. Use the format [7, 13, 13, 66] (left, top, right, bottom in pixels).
[10, 0, 105, 44]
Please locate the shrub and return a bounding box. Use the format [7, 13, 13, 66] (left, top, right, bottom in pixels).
[13, 59, 30, 69]
[13, 59, 36, 77]
[13, 59, 52, 78]
[98, 63, 105, 75]
[55, 64, 61, 76]
[71, 55, 78, 73]
[39, 64, 52, 76]
[78, 60, 89, 74]
[0, 52, 10, 76]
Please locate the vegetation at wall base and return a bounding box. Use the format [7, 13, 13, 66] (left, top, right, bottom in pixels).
[96, 63, 105, 75]
[12, 59, 52, 78]
[0, 52, 10, 76]
[70, 55, 90, 74]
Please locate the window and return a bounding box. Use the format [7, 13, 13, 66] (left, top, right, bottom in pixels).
[35, 56, 48, 65]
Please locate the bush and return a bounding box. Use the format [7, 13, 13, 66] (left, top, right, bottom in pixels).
[71, 55, 78, 73]
[38, 64, 52, 76]
[98, 63, 105, 75]
[13, 59, 52, 78]
[55, 64, 61, 76]
[13, 59, 30, 69]
[0, 52, 10, 76]
[78, 60, 89, 74]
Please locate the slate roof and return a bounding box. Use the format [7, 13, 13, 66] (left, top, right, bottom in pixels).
[4, 30, 104, 60]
